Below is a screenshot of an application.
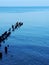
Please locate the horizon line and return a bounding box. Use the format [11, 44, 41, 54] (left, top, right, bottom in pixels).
[0, 6, 49, 7]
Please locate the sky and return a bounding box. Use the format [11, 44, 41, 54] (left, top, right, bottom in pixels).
[0, 0, 49, 6]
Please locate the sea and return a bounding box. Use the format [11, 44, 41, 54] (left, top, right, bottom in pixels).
[0, 7, 49, 65]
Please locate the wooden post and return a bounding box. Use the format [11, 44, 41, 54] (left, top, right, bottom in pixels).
[5, 47, 7, 54]
[0, 44, 1, 47]
[7, 45, 9, 47]
[0, 52, 2, 59]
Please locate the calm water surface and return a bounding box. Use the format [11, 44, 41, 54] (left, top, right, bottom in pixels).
[0, 7, 49, 65]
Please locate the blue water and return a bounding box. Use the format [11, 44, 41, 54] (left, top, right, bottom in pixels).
[0, 6, 49, 12]
[0, 7, 49, 65]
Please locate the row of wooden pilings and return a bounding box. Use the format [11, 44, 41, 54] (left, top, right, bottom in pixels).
[0, 45, 9, 59]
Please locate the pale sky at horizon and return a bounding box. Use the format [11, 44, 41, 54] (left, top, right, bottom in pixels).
[0, 0, 49, 6]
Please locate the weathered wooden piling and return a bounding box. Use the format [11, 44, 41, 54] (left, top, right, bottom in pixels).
[5, 47, 7, 54]
[0, 44, 1, 47]
[7, 45, 9, 47]
[0, 52, 2, 59]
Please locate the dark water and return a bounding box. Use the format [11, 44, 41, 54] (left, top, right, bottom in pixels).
[0, 7, 49, 65]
